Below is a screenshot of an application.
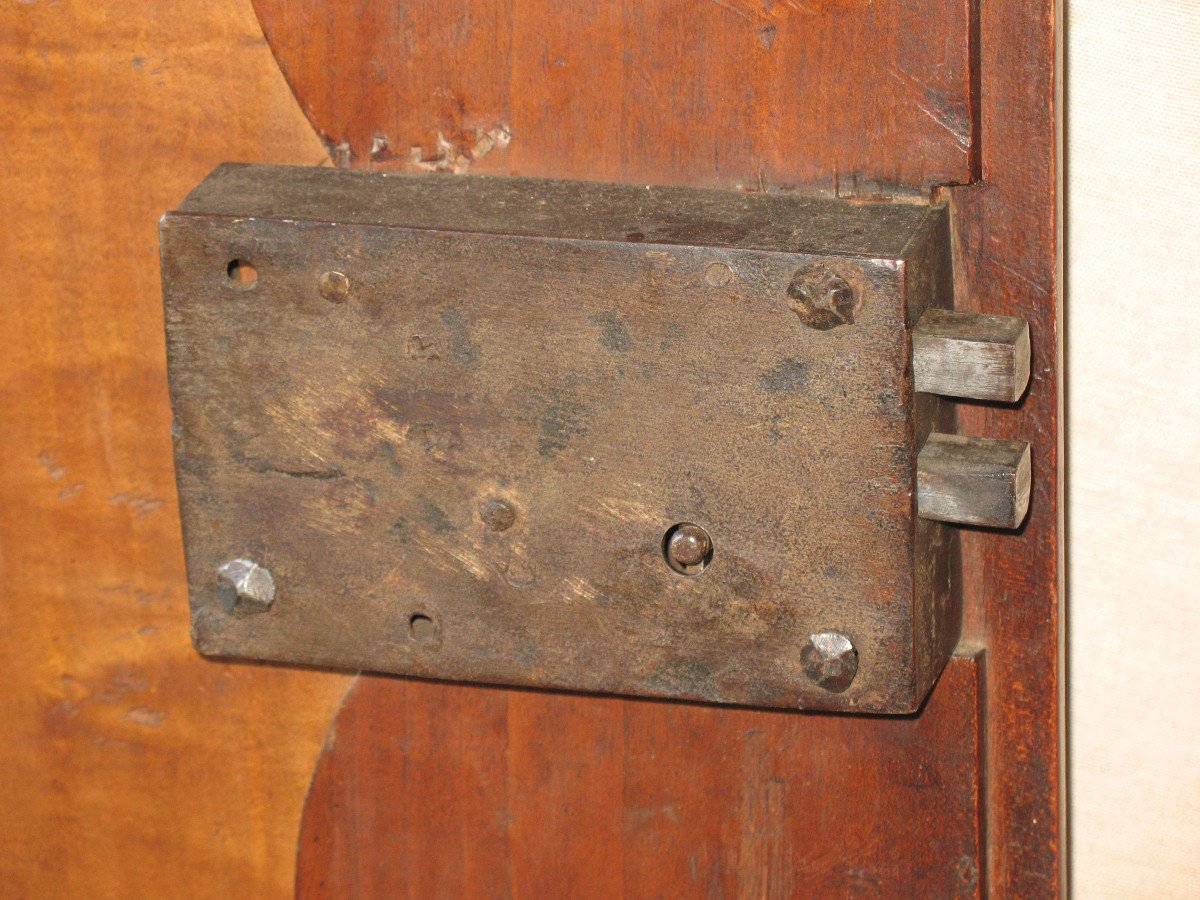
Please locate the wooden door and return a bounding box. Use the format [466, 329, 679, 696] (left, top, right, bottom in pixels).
[0, 0, 1061, 896]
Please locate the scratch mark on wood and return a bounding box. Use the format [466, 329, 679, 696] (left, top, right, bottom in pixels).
[109, 491, 165, 516]
[124, 707, 167, 728]
[779, 0, 817, 15]
[979, 252, 1052, 298]
[709, 0, 751, 20]
[889, 65, 971, 150]
[38, 451, 66, 480]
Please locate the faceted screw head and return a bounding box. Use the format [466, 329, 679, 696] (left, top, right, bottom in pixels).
[664, 522, 713, 575]
[216, 558, 276, 615]
[801, 631, 859, 692]
[786, 265, 858, 330]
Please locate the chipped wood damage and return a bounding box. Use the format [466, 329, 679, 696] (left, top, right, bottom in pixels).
[253, 0, 976, 194]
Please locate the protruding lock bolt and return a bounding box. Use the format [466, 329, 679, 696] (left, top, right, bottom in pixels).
[801, 631, 859, 692]
[663, 522, 713, 575]
[216, 558, 276, 615]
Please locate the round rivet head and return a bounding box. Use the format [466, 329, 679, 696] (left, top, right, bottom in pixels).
[664, 522, 713, 574]
[318, 270, 351, 303]
[705, 262, 735, 286]
[480, 498, 516, 531]
[801, 631, 858, 693]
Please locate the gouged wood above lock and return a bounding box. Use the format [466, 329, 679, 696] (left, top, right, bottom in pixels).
[913, 309, 1031, 402]
[917, 433, 1032, 529]
[250, 0, 977, 193]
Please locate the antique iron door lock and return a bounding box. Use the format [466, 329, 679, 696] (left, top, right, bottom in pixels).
[161, 164, 1030, 713]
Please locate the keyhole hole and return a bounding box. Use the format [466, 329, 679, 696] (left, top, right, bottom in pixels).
[226, 259, 258, 290]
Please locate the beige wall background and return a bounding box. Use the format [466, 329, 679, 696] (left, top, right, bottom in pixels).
[1068, 1, 1200, 896]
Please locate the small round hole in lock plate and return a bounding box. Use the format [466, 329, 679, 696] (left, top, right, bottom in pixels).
[226, 259, 258, 290]
[662, 522, 714, 576]
[408, 613, 438, 645]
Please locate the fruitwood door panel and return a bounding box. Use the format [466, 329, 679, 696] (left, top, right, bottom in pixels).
[0, 1, 350, 895]
[298, 657, 985, 898]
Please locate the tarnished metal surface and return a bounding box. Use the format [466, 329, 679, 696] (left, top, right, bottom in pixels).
[800, 631, 860, 693]
[161, 164, 957, 713]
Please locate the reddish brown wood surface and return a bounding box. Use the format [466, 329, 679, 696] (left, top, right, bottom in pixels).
[250, 0, 977, 194]
[0, 0, 1058, 894]
[299, 656, 984, 898]
[265, 0, 1062, 894]
[946, 0, 1064, 892]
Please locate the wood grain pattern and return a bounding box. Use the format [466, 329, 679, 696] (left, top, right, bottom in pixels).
[0, 0, 1060, 891]
[250, 0, 977, 194]
[0, 1, 350, 896]
[298, 655, 985, 899]
[944, 0, 1064, 893]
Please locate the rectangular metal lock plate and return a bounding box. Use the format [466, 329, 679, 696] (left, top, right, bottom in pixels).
[161, 164, 962, 713]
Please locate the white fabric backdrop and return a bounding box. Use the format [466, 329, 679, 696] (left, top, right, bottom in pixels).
[1068, 2, 1200, 895]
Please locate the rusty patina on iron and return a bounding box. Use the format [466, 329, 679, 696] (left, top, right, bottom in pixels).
[161, 164, 957, 713]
